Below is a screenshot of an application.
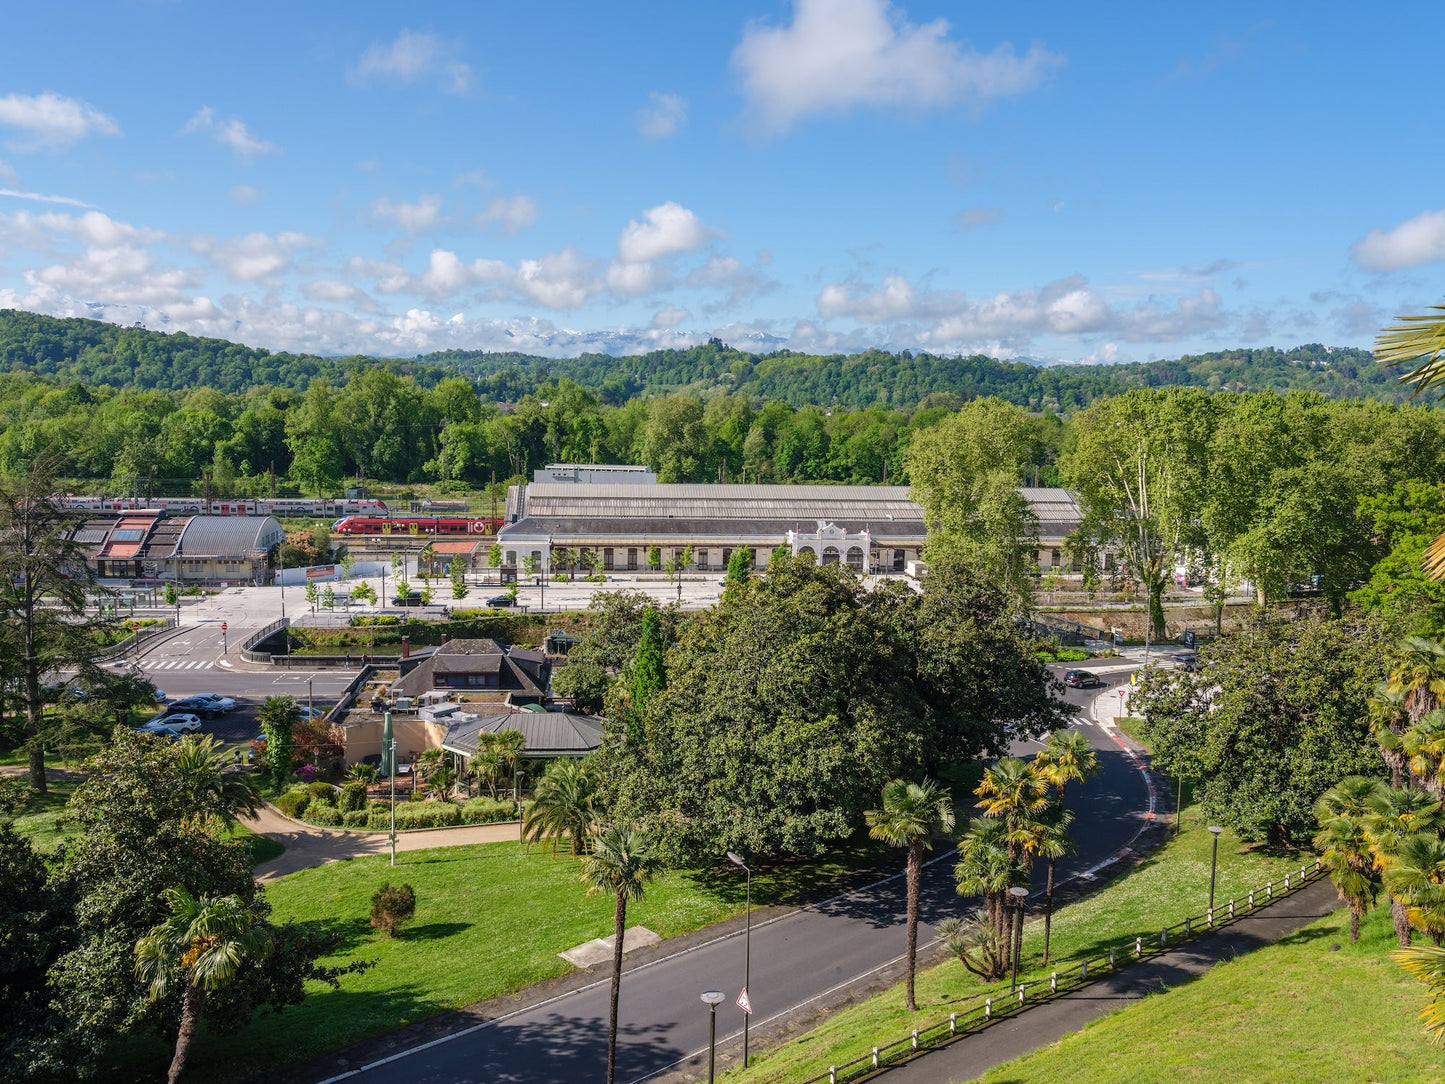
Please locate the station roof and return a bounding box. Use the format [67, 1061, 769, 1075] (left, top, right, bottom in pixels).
[176, 516, 283, 557]
[442, 710, 603, 758]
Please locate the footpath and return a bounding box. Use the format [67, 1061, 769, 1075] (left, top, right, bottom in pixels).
[245, 805, 522, 882]
[876, 876, 1338, 1084]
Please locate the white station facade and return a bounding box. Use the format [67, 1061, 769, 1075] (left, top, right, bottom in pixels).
[495, 465, 1084, 576]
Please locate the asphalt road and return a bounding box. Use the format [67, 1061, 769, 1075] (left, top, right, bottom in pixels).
[316, 669, 1153, 1084]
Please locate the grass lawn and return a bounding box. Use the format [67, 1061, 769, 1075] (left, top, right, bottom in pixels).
[977, 902, 1440, 1083]
[104, 837, 891, 1082]
[726, 803, 1310, 1083]
[6, 779, 78, 851]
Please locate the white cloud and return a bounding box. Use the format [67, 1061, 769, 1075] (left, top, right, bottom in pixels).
[686, 254, 774, 310]
[818, 272, 1227, 347]
[369, 193, 444, 233]
[193, 231, 316, 283]
[351, 30, 474, 95]
[637, 92, 688, 139]
[229, 185, 261, 206]
[516, 247, 601, 309]
[1351, 209, 1445, 272]
[0, 187, 98, 209]
[651, 305, 692, 328]
[955, 205, 1002, 230]
[301, 278, 367, 304]
[477, 194, 537, 234]
[356, 248, 511, 301]
[0, 92, 120, 151]
[606, 259, 666, 298]
[181, 107, 277, 161]
[617, 201, 715, 263]
[732, 0, 1062, 136]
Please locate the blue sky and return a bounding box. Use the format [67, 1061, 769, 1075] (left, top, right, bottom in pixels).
[0, 1, 1441, 363]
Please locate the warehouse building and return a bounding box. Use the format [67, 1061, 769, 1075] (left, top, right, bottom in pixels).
[72, 511, 283, 584]
[495, 475, 1084, 576]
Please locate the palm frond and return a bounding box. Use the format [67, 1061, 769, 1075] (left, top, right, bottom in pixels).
[1376, 307, 1445, 399]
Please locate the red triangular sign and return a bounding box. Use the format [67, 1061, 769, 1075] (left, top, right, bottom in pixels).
[737, 987, 752, 1015]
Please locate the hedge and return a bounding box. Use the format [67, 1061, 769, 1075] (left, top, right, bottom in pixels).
[275, 790, 310, 818]
[460, 797, 515, 823]
[304, 804, 342, 827]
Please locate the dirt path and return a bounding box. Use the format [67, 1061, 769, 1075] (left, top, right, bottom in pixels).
[245, 804, 523, 882]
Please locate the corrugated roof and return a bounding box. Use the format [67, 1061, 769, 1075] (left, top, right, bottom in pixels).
[176, 516, 283, 557]
[442, 711, 603, 757]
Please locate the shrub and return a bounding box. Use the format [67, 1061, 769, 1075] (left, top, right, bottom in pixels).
[366, 809, 392, 831]
[275, 790, 310, 818]
[306, 781, 337, 801]
[305, 804, 342, 827]
[342, 809, 371, 828]
[460, 797, 514, 824]
[370, 882, 416, 938]
[339, 781, 369, 812]
[394, 802, 463, 829]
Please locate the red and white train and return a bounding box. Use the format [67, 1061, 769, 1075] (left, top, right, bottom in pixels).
[331, 515, 504, 536]
[58, 495, 389, 517]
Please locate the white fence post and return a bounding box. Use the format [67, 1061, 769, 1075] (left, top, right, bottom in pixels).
[1285, 872, 1291, 890]
[985, 998, 992, 1019]
[873, 1046, 880, 1067]
[1109, 948, 1116, 967]
[1080, 957, 1087, 979]
[1017, 986, 1025, 1004]
[911, 1030, 919, 1051]
[1185, 917, 1191, 936]
[1135, 936, 1143, 957]
[1051, 971, 1058, 992]
[829, 1068, 836, 1084]
[1229, 899, 1235, 918]
[1249, 890, 1255, 908]
[1207, 907, 1214, 927]
[950, 1013, 957, 1035]
[1268, 881, 1273, 899]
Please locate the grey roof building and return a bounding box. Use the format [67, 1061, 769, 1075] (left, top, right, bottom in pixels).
[71, 511, 282, 584]
[441, 709, 603, 759]
[391, 638, 551, 703]
[495, 479, 1084, 575]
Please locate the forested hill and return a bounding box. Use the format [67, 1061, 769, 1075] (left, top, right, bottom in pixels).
[0, 308, 1412, 409]
[0, 309, 446, 393]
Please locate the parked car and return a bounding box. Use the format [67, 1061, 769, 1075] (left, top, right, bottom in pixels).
[135, 712, 202, 737]
[1064, 669, 1104, 689]
[1176, 653, 1199, 672]
[167, 693, 236, 717]
[486, 594, 515, 607]
[297, 705, 328, 720]
[392, 591, 424, 607]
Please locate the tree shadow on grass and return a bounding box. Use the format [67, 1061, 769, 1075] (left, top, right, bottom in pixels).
[399, 921, 472, 941]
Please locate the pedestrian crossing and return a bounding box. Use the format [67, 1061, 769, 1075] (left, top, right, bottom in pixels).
[143, 659, 216, 670]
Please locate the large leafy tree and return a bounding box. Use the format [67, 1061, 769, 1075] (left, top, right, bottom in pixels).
[0, 825, 72, 1081]
[865, 778, 954, 1011]
[598, 553, 1065, 865]
[134, 888, 273, 1084]
[1134, 612, 1390, 846]
[0, 458, 103, 794]
[46, 729, 366, 1077]
[906, 397, 1042, 612]
[1062, 388, 1215, 639]
[579, 826, 658, 1084]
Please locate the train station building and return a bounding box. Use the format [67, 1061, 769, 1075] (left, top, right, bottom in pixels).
[495, 472, 1084, 576]
[71, 511, 284, 585]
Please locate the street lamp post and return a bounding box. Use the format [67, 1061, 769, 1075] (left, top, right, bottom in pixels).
[700, 990, 725, 1083]
[514, 768, 526, 841]
[1208, 826, 1224, 912]
[726, 851, 753, 1067]
[384, 711, 397, 868]
[1009, 886, 1028, 992]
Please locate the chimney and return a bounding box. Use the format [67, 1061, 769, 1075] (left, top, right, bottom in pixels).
[401, 636, 410, 659]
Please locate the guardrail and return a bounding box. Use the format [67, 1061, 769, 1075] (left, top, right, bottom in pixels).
[325, 666, 376, 723]
[94, 616, 178, 663]
[799, 859, 1326, 1084]
[239, 617, 289, 663]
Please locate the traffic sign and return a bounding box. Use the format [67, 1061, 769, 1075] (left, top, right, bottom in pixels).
[737, 987, 752, 1015]
[221, 621, 227, 631]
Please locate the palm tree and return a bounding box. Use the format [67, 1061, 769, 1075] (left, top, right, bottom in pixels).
[523, 757, 597, 856]
[1365, 786, 1444, 946]
[1404, 711, 1445, 797]
[579, 826, 659, 1084]
[1032, 731, 1098, 966]
[954, 817, 1017, 979]
[1314, 778, 1386, 943]
[1033, 730, 1101, 808]
[1035, 804, 1075, 966]
[1371, 684, 1410, 790]
[1392, 943, 1445, 1042]
[426, 765, 457, 802]
[173, 734, 261, 829]
[134, 887, 272, 1084]
[865, 778, 955, 1011]
[1388, 834, 1445, 946]
[1388, 637, 1445, 727]
[347, 761, 379, 785]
